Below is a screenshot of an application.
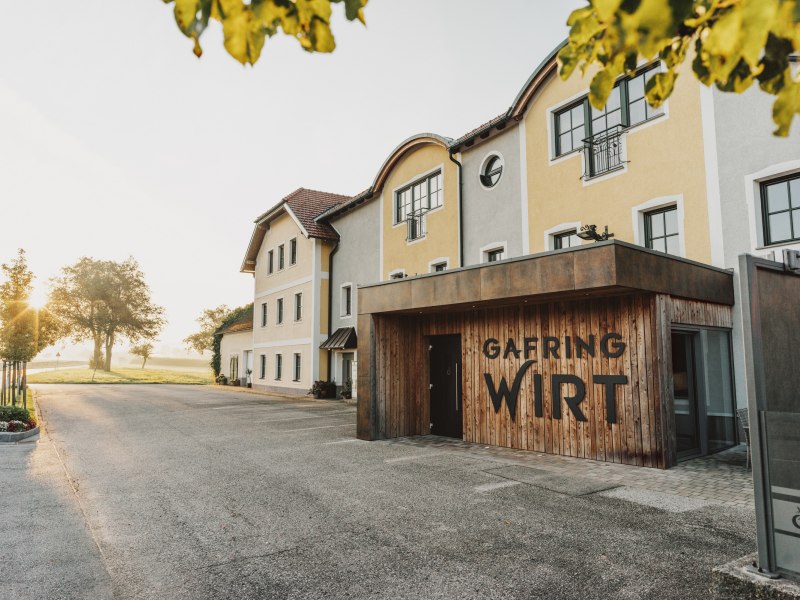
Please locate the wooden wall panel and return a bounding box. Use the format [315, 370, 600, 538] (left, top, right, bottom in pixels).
[371, 293, 734, 468]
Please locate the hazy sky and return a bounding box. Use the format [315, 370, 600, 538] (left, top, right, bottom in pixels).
[0, 1, 582, 358]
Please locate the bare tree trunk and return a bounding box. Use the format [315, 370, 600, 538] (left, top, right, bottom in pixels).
[104, 331, 115, 371]
[92, 332, 103, 370]
[141, 357, 147, 369]
[1, 361, 6, 405]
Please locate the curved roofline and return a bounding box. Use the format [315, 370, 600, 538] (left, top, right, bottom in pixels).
[371, 132, 453, 193]
[508, 39, 567, 119]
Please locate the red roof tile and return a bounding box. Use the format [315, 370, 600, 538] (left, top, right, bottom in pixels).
[284, 188, 351, 241]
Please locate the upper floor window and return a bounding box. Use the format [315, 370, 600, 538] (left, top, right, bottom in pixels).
[261, 302, 267, 327]
[553, 63, 664, 163]
[276, 297, 284, 324]
[278, 244, 285, 270]
[289, 238, 297, 266]
[480, 154, 504, 188]
[645, 206, 680, 255]
[761, 174, 800, 245]
[395, 171, 443, 225]
[341, 285, 352, 317]
[431, 261, 448, 272]
[294, 292, 303, 321]
[267, 250, 274, 275]
[554, 230, 580, 249]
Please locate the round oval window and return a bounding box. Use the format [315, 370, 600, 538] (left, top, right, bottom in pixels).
[480, 154, 503, 188]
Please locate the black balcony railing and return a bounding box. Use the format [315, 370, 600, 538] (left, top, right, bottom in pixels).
[407, 209, 427, 241]
[583, 125, 625, 179]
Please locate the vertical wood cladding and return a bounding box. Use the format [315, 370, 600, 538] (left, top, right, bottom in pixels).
[371, 294, 732, 469]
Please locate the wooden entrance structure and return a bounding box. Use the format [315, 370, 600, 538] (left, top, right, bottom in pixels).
[356, 241, 734, 469]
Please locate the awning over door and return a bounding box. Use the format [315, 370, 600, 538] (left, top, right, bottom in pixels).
[320, 327, 357, 350]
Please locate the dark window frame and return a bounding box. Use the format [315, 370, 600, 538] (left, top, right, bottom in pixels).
[261, 302, 267, 327]
[644, 205, 680, 255]
[342, 285, 352, 316]
[289, 238, 297, 266]
[275, 354, 283, 381]
[294, 292, 302, 321]
[553, 230, 579, 250]
[553, 62, 663, 158]
[480, 155, 503, 188]
[267, 250, 274, 275]
[486, 248, 505, 262]
[259, 354, 266, 379]
[394, 170, 443, 225]
[760, 173, 800, 246]
[276, 297, 284, 325]
[278, 244, 285, 270]
[293, 353, 301, 382]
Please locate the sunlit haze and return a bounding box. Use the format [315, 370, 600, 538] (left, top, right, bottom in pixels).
[1, 1, 582, 359]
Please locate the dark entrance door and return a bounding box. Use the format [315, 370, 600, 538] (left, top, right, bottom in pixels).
[672, 332, 701, 459]
[429, 335, 462, 438]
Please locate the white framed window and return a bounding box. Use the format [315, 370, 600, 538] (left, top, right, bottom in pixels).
[544, 221, 582, 251]
[554, 230, 580, 249]
[479, 152, 504, 189]
[276, 297, 284, 325]
[394, 170, 443, 225]
[267, 250, 274, 275]
[341, 283, 353, 317]
[760, 173, 800, 246]
[632, 195, 685, 258]
[479, 242, 508, 264]
[278, 244, 285, 270]
[388, 269, 406, 280]
[293, 353, 301, 382]
[289, 238, 298, 266]
[259, 354, 266, 379]
[275, 354, 283, 381]
[294, 292, 303, 321]
[428, 257, 449, 273]
[260, 302, 267, 327]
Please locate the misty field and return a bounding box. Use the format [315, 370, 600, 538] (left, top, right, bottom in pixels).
[28, 368, 213, 385]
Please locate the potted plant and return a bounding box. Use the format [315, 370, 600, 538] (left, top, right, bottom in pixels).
[245, 369, 252, 388]
[216, 374, 228, 385]
[308, 380, 336, 399]
[341, 378, 353, 400]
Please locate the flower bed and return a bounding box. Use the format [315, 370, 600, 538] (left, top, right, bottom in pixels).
[0, 406, 37, 432]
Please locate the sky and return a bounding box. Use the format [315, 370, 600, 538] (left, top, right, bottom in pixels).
[0, 1, 583, 359]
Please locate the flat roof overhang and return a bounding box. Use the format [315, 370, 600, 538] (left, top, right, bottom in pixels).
[358, 241, 734, 316]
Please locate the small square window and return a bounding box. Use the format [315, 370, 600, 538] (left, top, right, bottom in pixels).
[761, 174, 800, 245]
[645, 206, 680, 255]
[553, 230, 580, 250]
[432, 262, 448, 272]
[486, 248, 505, 263]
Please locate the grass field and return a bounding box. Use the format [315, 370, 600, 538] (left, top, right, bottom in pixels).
[28, 368, 213, 385]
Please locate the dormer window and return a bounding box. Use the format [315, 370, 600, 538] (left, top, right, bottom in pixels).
[394, 171, 443, 241]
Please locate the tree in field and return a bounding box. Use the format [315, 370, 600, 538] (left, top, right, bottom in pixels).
[49, 257, 166, 371]
[559, 0, 800, 136]
[211, 304, 252, 377]
[0, 249, 59, 363]
[183, 304, 232, 355]
[130, 342, 154, 369]
[164, 0, 368, 65]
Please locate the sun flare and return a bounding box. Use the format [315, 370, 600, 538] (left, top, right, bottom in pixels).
[28, 286, 48, 309]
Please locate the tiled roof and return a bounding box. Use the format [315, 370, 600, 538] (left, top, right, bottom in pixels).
[451, 112, 509, 147]
[284, 188, 351, 241]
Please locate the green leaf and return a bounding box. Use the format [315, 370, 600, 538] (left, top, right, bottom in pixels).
[644, 69, 677, 106]
[772, 77, 799, 136]
[592, 0, 623, 22]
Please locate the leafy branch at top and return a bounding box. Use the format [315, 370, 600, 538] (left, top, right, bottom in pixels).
[163, 0, 368, 65]
[559, 0, 800, 136]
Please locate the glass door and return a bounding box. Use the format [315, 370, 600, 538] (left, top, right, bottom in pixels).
[672, 332, 701, 458]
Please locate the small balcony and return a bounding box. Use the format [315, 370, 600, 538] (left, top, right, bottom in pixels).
[582, 125, 625, 179]
[406, 210, 427, 241]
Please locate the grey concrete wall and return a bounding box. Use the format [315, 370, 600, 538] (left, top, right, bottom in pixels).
[713, 86, 800, 409]
[329, 198, 381, 333]
[460, 125, 524, 265]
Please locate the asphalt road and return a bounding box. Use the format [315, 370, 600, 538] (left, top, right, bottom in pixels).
[1, 385, 756, 599]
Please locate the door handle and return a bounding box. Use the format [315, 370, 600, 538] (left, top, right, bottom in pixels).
[454, 362, 459, 412]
